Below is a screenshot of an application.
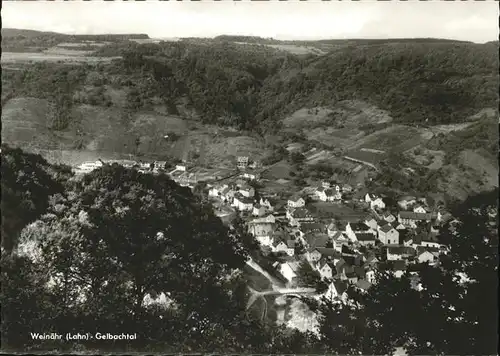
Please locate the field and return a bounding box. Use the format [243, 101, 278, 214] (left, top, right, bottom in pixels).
[0, 51, 119, 64]
[261, 160, 292, 180]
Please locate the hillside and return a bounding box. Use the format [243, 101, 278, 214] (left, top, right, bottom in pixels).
[2, 33, 498, 199]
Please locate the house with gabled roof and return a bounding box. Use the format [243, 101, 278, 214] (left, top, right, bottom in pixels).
[300, 222, 326, 235]
[364, 218, 379, 230]
[355, 279, 372, 292]
[398, 211, 432, 228]
[259, 197, 274, 212]
[357, 233, 377, 246]
[345, 222, 376, 242]
[287, 207, 314, 226]
[322, 280, 349, 303]
[317, 259, 335, 280]
[386, 245, 416, 261]
[276, 261, 300, 283]
[252, 204, 267, 217]
[392, 260, 407, 278]
[287, 194, 306, 208]
[398, 195, 417, 210]
[232, 193, 254, 211]
[378, 223, 400, 245]
[382, 212, 396, 223]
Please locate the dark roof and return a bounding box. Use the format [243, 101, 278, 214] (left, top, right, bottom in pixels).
[300, 222, 325, 233]
[316, 247, 338, 257]
[342, 245, 357, 255]
[346, 271, 358, 279]
[416, 246, 440, 254]
[387, 246, 416, 256]
[399, 211, 433, 220]
[333, 280, 349, 295]
[357, 233, 376, 241]
[356, 279, 372, 291]
[379, 223, 395, 233]
[292, 208, 312, 218]
[234, 193, 253, 204]
[393, 260, 407, 271]
[289, 194, 304, 202]
[350, 222, 371, 231]
[342, 255, 356, 266]
[286, 240, 296, 248]
[354, 266, 366, 278]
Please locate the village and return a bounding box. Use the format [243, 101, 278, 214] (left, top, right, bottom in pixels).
[75, 154, 451, 310]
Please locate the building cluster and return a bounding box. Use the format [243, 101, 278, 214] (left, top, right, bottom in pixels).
[206, 170, 450, 305]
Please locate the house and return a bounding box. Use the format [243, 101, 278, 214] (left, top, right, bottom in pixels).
[365, 269, 376, 284]
[392, 260, 407, 278]
[321, 181, 331, 189]
[287, 207, 314, 226]
[322, 280, 349, 303]
[175, 164, 187, 172]
[417, 250, 438, 264]
[300, 222, 326, 235]
[208, 184, 227, 198]
[272, 240, 289, 254]
[413, 205, 429, 214]
[356, 233, 377, 246]
[382, 212, 396, 223]
[412, 232, 442, 249]
[386, 246, 416, 261]
[316, 247, 339, 259]
[398, 196, 417, 210]
[252, 204, 267, 217]
[370, 196, 386, 210]
[287, 195, 306, 208]
[327, 221, 348, 237]
[220, 186, 235, 203]
[346, 271, 358, 284]
[241, 170, 260, 181]
[232, 193, 254, 211]
[316, 187, 341, 202]
[392, 221, 406, 230]
[399, 230, 413, 246]
[355, 279, 372, 292]
[259, 198, 274, 212]
[345, 222, 376, 242]
[237, 156, 249, 169]
[398, 211, 433, 228]
[317, 260, 335, 280]
[306, 248, 323, 263]
[277, 261, 300, 283]
[238, 185, 255, 198]
[378, 224, 400, 245]
[248, 216, 275, 245]
[342, 184, 353, 193]
[341, 244, 357, 257]
[364, 218, 379, 230]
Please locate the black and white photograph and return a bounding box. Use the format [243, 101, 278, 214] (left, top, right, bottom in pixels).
[1, 1, 498, 354]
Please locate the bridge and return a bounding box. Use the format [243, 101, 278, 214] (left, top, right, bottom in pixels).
[245, 285, 317, 321]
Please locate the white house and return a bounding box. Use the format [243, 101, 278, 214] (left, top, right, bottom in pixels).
[365, 269, 376, 284]
[356, 233, 377, 247]
[317, 260, 335, 280]
[77, 160, 103, 173]
[383, 212, 397, 223]
[378, 224, 400, 245]
[288, 195, 306, 208]
[241, 171, 260, 181]
[364, 218, 379, 230]
[387, 246, 416, 261]
[417, 250, 437, 264]
[232, 194, 254, 211]
[252, 204, 267, 217]
[175, 164, 187, 172]
[278, 261, 299, 283]
[398, 211, 433, 228]
[259, 198, 274, 212]
[345, 222, 376, 243]
[287, 208, 314, 226]
[208, 184, 228, 198]
[322, 280, 349, 303]
[306, 248, 323, 263]
[398, 196, 417, 210]
[370, 197, 386, 210]
[413, 205, 429, 214]
[239, 186, 255, 198]
[237, 156, 249, 169]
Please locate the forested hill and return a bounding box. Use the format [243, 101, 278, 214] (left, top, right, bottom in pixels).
[4, 37, 496, 134]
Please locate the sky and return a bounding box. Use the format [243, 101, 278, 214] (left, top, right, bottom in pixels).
[2, 1, 498, 43]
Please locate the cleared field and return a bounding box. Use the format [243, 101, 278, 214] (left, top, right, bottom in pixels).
[345, 149, 387, 166]
[261, 160, 292, 180]
[0, 52, 120, 64]
[347, 125, 430, 152]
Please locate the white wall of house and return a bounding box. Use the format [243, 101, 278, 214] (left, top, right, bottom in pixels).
[280, 264, 297, 282]
[418, 251, 436, 264]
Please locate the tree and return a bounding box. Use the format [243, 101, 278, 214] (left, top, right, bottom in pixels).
[0, 145, 72, 252]
[296, 261, 322, 289]
[319, 189, 498, 355]
[13, 164, 254, 351]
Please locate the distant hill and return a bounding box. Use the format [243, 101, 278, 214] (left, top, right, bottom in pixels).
[1, 28, 150, 52]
